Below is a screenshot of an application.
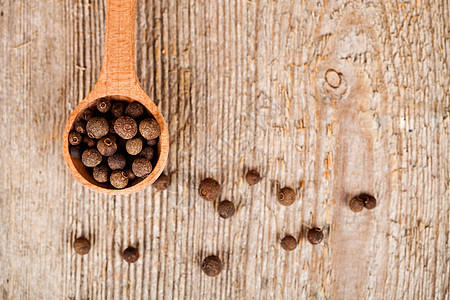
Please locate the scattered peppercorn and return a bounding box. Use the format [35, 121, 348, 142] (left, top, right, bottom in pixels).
[307, 228, 324, 245]
[245, 170, 261, 186]
[280, 235, 297, 251]
[349, 196, 365, 213]
[132, 158, 152, 177]
[278, 187, 296, 206]
[140, 146, 154, 160]
[139, 118, 161, 140]
[114, 116, 138, 139]
[93, 165, 109, 183]
[201, 256, 222, 277]
[217, 200, 235, 219]
[81, 148, 102, 167]
[111, 102, 125, 118]
[86, 117, 109, 139]
[361, 194, 377, 210]
[69, 145, 82, 159]
[73, 120, 86, 134]
[123, 247, 139, 263]
[125, 101, 144, 119]
[73, 237, 91, 255]
[153, 174, 170, 191]
[110, 170, 129, 189]
[198, 178, 221, 201]
[68, 131, 82, 145]
[108, 153, 126, 170]
[97, 98, 111, 113]
[126, 137, 143, 155]
[125, 169, 136, 181]
[147, 138, 158, 146]
[97, 136, 117, 156]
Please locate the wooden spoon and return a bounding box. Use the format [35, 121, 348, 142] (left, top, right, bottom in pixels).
[63, 0, 169, 195]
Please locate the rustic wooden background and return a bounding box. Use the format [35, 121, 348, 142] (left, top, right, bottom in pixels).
[0, 0, 449, 299]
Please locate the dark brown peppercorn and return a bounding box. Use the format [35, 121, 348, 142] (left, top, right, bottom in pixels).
[139, 118, 161, 140]
[361, 194, 377, 210]
[68, 131, 82, 145]
[278, 187, 296, 206]
[69, 146, 82, 159]
[202, 256, 222, 277]
[109, 119, 116, 134]
[82, 136, 96, 147]
[114, 116, 138, 139]
[132, 158, 153, 177]
[81, 148, 102, 167]
[97, 98, 111, 113]
[147, 138, 158, 146]
[73, 120, 86, 134]
[307, 228, 324, 245]
[153, 174, 170, 191]
[198, 178, 221, 201]
[86, 117, 109, 139]
[126, 137, 143, 156]
[125, 101, 144, 119]
[97, 136, 117, 156]
[108, 153, 126, 170]
[140, 146, 155, 160]
[111, 102, 125, 118]
[245, 170, 261, 186]
[73, 237, 91, 255]
[349, 196, 365, 213]
[123, 247, 139, 263]
[280, 235, 297, 251]
[125, 169, 136, 181]
[217, 200, 235, 219]
[110, 170, 129, 189]
[82, 109, 95, 121]
[93, 165, 109, 183]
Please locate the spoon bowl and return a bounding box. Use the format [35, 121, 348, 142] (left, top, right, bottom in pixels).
[63, 0, 169, 195]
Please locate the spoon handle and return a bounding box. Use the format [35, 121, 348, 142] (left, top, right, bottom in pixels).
[98, 0, 138, 92]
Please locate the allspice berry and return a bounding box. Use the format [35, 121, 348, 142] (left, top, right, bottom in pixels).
[217, 200, 235, 219]
[110, 170, 129, 189]
[201, 256, 222, 277]
[81, 148, 102, 167]
[126, 137, 143, 156]
[147, 138, 158, 146]
[86, 117, 109, 139]
[97, 98, 111, 113]
[70, 146, 82, 159]
[109, 119, 116, 134]
[132, 158, 153, 177]
[82, 109, 95, 121]
[278, 187, 296, 206]
[73, 237, 91, 255]
[362, 194, 377, 210]
[307, 228, 324, 245]
[198, 178, 221, 202]
[125, 169, 136, 181]
[111, 102, 125, 118]
[114, 116, 138, 139]
[140, 146, 154, 160]
[108, 153, 126, 170]
[97, 136, 117, 156]
[82, 136, 96, 147]
[93, 165, 109, 183]
[349, 196, 364, 213]
[73, 120, 86, 134]
[280, 235, 297, 251]
[153, 174, 170, 191]
[125, 101, 144, 119]
[139, 118, 161, 140]
[123, 247, 139, 263]
[68, 131, 82, 145]
[245, 170, 260, 185]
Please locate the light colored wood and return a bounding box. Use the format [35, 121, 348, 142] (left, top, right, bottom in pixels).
[0, 0, 449, 299]
[63, 0, 169, 195]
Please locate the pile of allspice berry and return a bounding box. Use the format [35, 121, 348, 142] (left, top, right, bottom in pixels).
[68, 98, 161, 189]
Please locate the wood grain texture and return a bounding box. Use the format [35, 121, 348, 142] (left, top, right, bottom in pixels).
[0, 0, 449, 299]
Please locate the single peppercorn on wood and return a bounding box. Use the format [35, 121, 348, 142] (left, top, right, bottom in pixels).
[217, 200, 235, 219]
[278, 187, 296, 206]
[198, 178, 221, 201]
[201, 256, 222, 277]
[307, 228, 324, 245]
[123, 247, 139, 263]
[349, 196, 365, 213]
[245, 170, 261, 185]
[280, 235, 297, 251]
[73, 237, 91, 255]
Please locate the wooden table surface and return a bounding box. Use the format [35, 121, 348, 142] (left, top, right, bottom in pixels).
[0, 0, 449, 299]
